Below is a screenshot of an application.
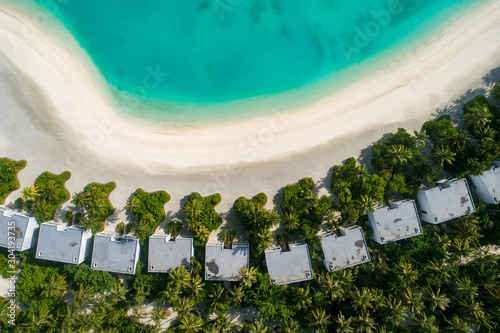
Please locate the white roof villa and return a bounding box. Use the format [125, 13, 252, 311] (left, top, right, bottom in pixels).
[205, 242, 249, 281]
[367, 200, 422, 244]
[416, 178, 475, 224]
[36, 222, 92, 264]
[265, 242, 313, 285]
[468, 162, 500, 205]
[321, 226, 370, 272]
[148, 235, 194, 273]
[91, 233, 140, 274]
[0, 209, 38, 252]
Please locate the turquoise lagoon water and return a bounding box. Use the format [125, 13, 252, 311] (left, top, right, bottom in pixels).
[6, 0, 487, 123]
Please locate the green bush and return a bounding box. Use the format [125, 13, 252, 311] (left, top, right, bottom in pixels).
[126, 222, 133, 234]
[276, 235, 283, 248]
[33, 171, 71, 222]
[0, 158, 26, 204]
[15, 198, 24, 210]
[230, 230, 235, 243]
[117, 221, 125, 235]
[221, 230, 228, 244]
[74, 212, 82, 224]
[63, 263, 116, 293]
[183, 192, 222, 246]
[130, 188, 170, 243]
[65, 211, 73, 223]
[168, 221, 174, 234]
[176, 221, 183, 235]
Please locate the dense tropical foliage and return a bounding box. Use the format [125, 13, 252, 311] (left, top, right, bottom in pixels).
[0, 158, 26, 204]
[71, 182, 116, 233]
[28, 171, 71, 222]
[183, 192, 222, 246]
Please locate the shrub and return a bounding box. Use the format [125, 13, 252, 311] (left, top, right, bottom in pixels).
[117, 222, 125, 235]
[129, 189, 170, 243]
[65, 211, 73, 223]
[230, 230, 235, 243]
[221, 230, 228, 244]
[168, 221, 174, 234]
[74, 212, 82, 224]
[184, 192, 222, 246]
[33, 171, 71, 222]
[15, 198, 24, 211]
[126, 222, 133, 234]
[64, 263, 116, 292]
[176, 221, 183, 235]
[276, 235, 283, 248]
[0, 158, 26, 204]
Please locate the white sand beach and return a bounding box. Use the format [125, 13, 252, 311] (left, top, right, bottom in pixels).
[0, 1, 499, 237]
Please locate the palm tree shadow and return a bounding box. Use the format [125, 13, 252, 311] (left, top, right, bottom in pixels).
[482, 66, 500, 87]
[433, 88, 487, 122]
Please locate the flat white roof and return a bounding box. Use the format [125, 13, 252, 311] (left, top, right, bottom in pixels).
[0, 209, 33, 249]
[420, 179, 474, 222]
[265, 243, 313, 285]
[36, 222, 89, 264]
[205, 243, 249, 281]
[475, 166, 500, 201]
[321, 227, 370, 271]
[149, 236, 193, 273]
[370, 201, 422, 242]
[91, 234, 139, 274]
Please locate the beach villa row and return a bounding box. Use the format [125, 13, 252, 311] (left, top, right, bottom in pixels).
[0, 166, 498, 284]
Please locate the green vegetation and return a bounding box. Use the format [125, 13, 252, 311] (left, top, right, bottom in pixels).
[0, 158, 26, 204]
[331, 157, 386, 224]
[183, 192, 222, 246]
[63, 263, 116, 292]
[281, 178, 333, 261]
[29, 171, 71, 222]
[234, 193, 280, 261]
[0, 253, 16, 277]
[372, 128, 438, 195]
[72, 182, 116, 233]
[126, 189, 170, 243]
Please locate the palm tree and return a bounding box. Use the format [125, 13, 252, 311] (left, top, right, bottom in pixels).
[489, 81, 500, 102]
[214, 314, 233, 332]
[230, 285, 244, 307]
[444, 130, 469, 150]
[184, 198, 203, 220]
[246, 321, 271, 333]
[151, 304, 167, 329]
[255, 228, 273, 252]
[393, 261, 418, 287]
[425, 258, 451, 286]
[424, 287, 450, 312]
[354, 312, 377, 333]
[23, 308, 53, 332]
[411, 312, 439, 333]
[71, 191, 88, 209]
[293, 285, 313, 311]
[309, 308, 331, 333]
[350, 286, 377, 315]
[178, 313, 205, 332]
[381, 295, 408, 327]
[125, 195, 139, 211]
[33, 200, 52, 222]
[465, 106, 492, 130]
[169, 266, 190, 289]
[386, 144, 411, 166]
[161, 282, 181, 305]
[281, 318, 300, 333]
[72, 284, 94, 309]
[41, 274, 67, 299]
[173, 297, 195, 320]
[108, 281, 128, 304]
[239, 266, 257, 288]
[207, 284, 229, 314]
[430, 145, 456, 168]
[402, 287, 424, 314]
[453, 276, 478, 303]
[267, 209, 281, 227]
[334, 311, 354, 333]
[284, 212, 300, 232]
[21, 185, 39, 201]
[38, 179, 60, 202]
[188, 274, 205, 299]
[316, 272, 347, 302]
[332, 179, 352, 204]
[444, 315, 470, 333]
[357, 195, 375, 213]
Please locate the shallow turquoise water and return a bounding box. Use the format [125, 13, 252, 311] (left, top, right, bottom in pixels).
[7, 0, 486, 121]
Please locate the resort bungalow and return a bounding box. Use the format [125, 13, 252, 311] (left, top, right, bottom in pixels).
[205, 242, 249, 281]
[35, 222, 92, 264]
[148, 235, 194, 273]
[416, 178, 475, 224]
[367, 200, 422, 244]
[321, 225, 370, 272]
[91, 233, 140, 274]
[265, 242, 313, 285]
[468, 162, 500, 204]
[0, 209, 38, 252]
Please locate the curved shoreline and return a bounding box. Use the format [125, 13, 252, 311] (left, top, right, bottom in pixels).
[0, 1, 499, 231]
